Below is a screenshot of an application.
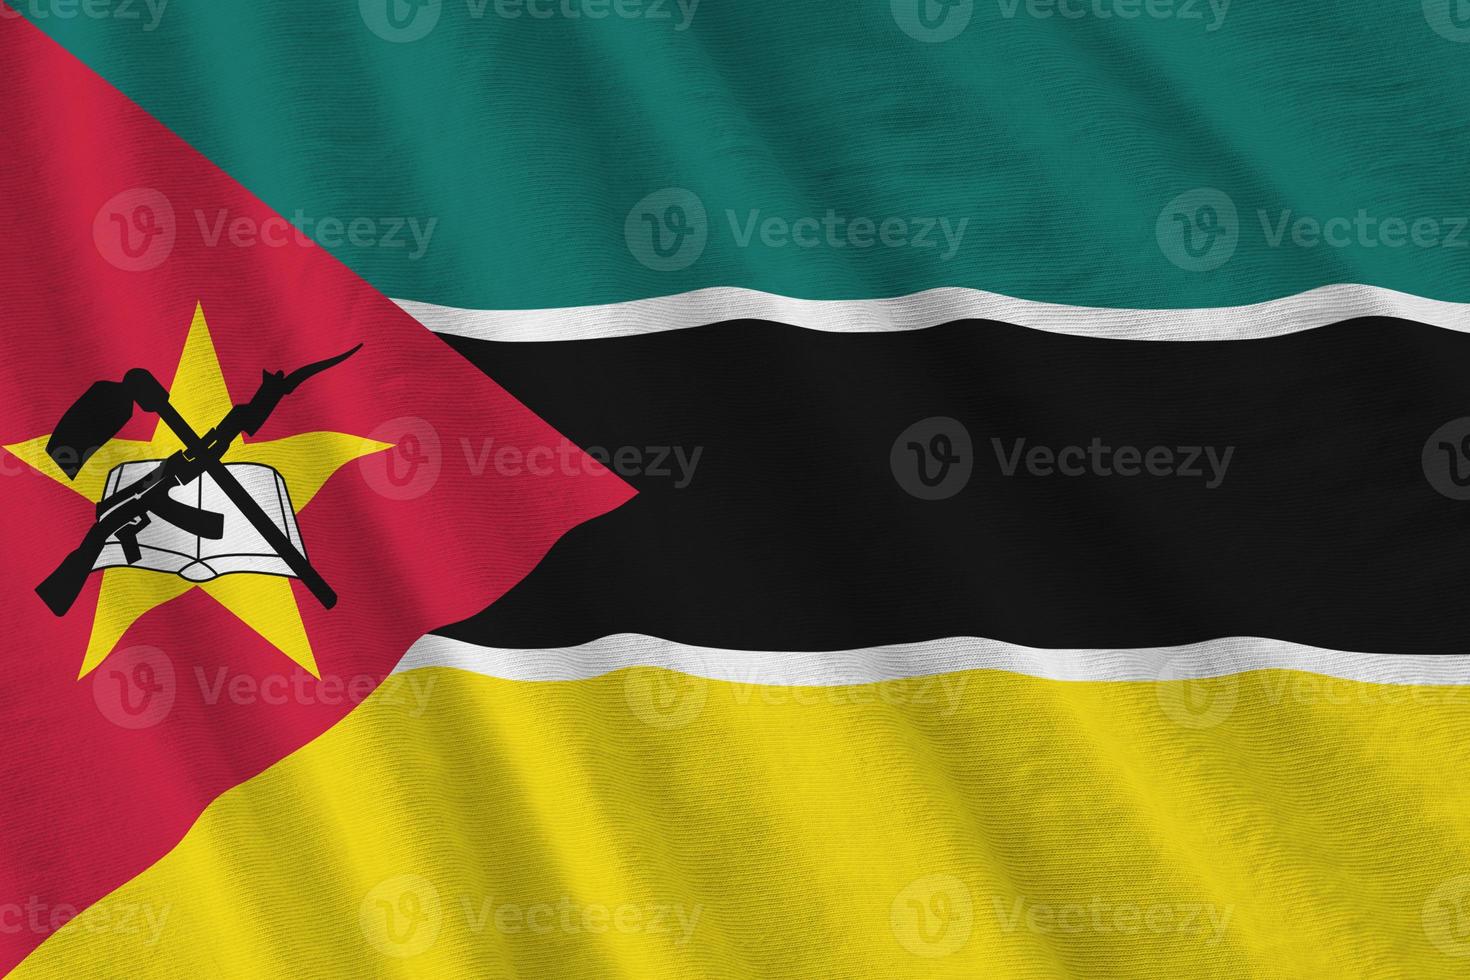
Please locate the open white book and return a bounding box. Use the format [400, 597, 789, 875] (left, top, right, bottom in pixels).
[94, 461, 306, 582]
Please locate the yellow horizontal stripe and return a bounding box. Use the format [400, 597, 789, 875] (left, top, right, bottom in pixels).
[18, 666, 1470, 978]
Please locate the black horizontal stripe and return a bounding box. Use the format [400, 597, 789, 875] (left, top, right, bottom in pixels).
[436, 318, 1470, 656]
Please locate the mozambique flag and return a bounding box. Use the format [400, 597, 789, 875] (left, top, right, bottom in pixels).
[6, 2, 1470, 978]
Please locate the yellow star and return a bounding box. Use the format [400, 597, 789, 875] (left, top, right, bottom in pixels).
[5, 304, 391, 678]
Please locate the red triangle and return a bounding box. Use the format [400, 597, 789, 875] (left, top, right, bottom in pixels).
[0, 11, 633, 973]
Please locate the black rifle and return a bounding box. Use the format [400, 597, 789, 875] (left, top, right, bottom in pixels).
[36, 345, 362, 616]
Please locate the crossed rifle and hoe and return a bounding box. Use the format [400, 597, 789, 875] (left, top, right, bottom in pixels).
[35, 346, 361, 617]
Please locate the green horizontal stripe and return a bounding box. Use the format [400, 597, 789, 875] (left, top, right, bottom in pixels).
[20, 1, 1470, 309]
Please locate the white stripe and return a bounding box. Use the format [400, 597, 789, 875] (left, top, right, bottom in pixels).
[397, 634, 1470, 687]
[396, 284, 1470, 343]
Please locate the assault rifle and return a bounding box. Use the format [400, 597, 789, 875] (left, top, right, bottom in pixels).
[36, 345, 361, 616]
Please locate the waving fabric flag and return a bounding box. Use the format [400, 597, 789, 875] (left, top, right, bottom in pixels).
[7, 2, 1470, 978]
